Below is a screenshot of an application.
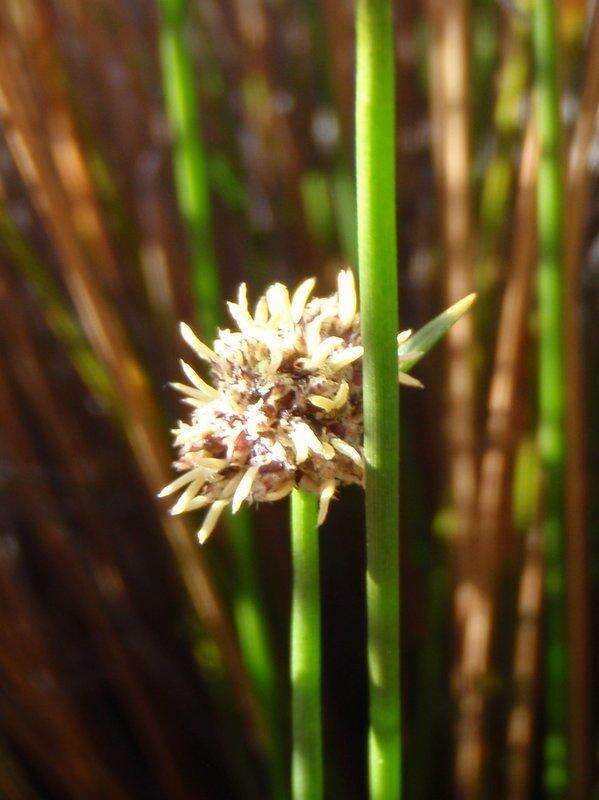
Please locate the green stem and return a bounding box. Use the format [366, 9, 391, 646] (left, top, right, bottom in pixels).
[158, 0, 219, 334]
[290, 489, 323, 800]
[533, 0, 568, 795]
[229, 511, 288, 800]
[355, 1, 401, 799]
[157, 5, 284, 797]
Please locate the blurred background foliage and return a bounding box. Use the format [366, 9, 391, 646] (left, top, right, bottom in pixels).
[0, 0, 596, 798]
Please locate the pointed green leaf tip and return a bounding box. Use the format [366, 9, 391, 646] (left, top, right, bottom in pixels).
[398, 293, 477, 373]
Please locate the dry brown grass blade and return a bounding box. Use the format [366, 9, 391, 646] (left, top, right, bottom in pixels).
[428, 0, 478, 552]
[0, 689, 127, 800]
[0, 6, 262, 744]
[11, 0, 123, 297]
[0, 633, 120, 800]
[562, 7, 599, 797]
[505, 524, 544, 800]
[58, 0, 193, 326]
[426, 0, 445, 180]
[0, 498, 131, 799]
[504, 12, 599, 793]
[0, 195, 116, 406]
[477, 124, 537, 568]
[0, 268, 198, 800]
[321, 0, 354, 151]
[427, 1, 478, 794]
[497, 12, 598, 790]
[455, 118, 538, 798]
[478, 10, 598, 787]
[431, 0, 478, 558]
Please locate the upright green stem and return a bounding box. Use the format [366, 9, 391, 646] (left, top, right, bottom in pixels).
[158, 0, 219, 334]
[229, 511, 287, 800]
[533, 0, 568, 795]
[355, 1, 401, 798]
[158, 5, 284, 797]
[290, 489, 323, 800]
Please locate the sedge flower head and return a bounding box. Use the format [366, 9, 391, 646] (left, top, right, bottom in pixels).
[161, 271, 434, 543]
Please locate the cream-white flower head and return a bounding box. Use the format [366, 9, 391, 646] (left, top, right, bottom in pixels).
[161, 270, 420, 543]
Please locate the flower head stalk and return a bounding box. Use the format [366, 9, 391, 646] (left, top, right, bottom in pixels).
[160, 270, 475, 543]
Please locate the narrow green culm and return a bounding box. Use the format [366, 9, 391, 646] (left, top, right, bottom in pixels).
[355, 1, 401, 799]
[158, 0, 219, 334]
[533, 0, 568, 795]
[290, 488, 323, 800]
[157, 5, 285, 797]
[229, 511, 287, 800]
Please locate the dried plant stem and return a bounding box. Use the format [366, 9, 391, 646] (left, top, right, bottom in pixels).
[563, 8, 599, 796]
[21, 0, 122, 296]
[533, 0, 568, 794]
[290, 489, 323, 800]
[0, 202, 115, 406]
[478, 11, 530, 295]
[428, 0, 477, 795]
[322, 0, 354, 151]
[0, 270, 193, 800]
[431, 0, 477, 544]
[0, 378, 132, 800]
[457, 118, 537, 798]
[61, 0, 189, 324]
[506, 525, 544, 800]
[356, 1, 401, 798]
[476, 123, 538, 570]
[0, 14, 261, 743]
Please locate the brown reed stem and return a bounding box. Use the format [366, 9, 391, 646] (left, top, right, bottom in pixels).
[563, 8, 599, 796]
[505, 524, 544, 800]
[0, 268, 195, 800]
[0, 690, 127, 800]
[321, 0, 354, 151]
[0, 197, 115, 405]
[504, 14, 598, 789]
[455, 118, 538, 797]
[0, 7, 261, 745]
[0, 496, 131, 799]
[427, 1, 478, 794]
[58, 0, 192, 326]
[19, 0, 123, 296]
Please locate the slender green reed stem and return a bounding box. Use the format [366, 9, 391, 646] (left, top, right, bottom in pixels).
[158, 0, 219, 334]
[229, 510, 287, 800]
[157, 4, 284, 796]
[355, 1, 401, 798]
[533, 0, 568, 795]
[290, 488, 323, 800]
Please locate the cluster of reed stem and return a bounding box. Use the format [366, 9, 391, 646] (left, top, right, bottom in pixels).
[159, 1, 573, 799]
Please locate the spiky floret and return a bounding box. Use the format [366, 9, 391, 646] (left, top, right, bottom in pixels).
[161, 271, 443, 543]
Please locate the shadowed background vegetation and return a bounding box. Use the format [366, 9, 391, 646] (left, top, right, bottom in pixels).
[0, 0, 597, 798]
